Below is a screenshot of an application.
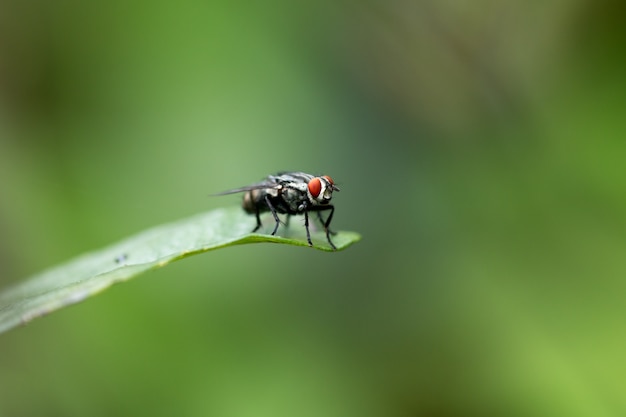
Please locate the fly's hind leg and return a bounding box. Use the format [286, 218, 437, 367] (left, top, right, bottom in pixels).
[264, 195, 281, 235]
[252, 205, 262, 232]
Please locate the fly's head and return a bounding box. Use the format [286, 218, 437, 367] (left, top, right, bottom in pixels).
[306, 175, 339, 205]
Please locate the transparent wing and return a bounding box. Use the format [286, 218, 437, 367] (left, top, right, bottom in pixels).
[212, 182, 281, 196]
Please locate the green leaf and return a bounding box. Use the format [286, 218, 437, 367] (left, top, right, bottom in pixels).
[0, 207, 361, 335]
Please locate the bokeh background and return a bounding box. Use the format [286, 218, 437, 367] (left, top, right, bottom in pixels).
[1, 0, 626, 416]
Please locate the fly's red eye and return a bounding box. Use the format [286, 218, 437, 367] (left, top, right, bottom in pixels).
[308, 178, 322, 197]
[323, 175, 334, 185]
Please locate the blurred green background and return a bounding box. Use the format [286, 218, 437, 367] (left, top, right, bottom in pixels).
[1, 0, 626, 416]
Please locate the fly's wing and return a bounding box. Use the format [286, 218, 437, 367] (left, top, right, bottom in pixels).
[212, 182, 282, 196]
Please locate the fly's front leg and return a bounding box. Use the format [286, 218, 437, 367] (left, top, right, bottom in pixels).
[319, 205, 336, 250]
[264, 195, 281, 235]
[316, 211, 337, 235]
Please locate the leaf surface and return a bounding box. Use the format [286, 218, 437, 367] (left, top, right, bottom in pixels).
[0, 207, 360, 334]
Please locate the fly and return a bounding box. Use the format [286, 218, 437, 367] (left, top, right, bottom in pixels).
[215, 172, 340, 249]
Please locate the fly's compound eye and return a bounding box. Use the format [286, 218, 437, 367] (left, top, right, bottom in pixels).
[322, 175, 339, 192]
[308, 176, 336, 204]
[308, 177, 322, 198]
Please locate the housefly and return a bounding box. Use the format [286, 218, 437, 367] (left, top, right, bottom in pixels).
[215, 172, 340, 249]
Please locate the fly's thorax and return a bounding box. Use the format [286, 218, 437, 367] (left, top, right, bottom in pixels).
[282, 187, 308, 212]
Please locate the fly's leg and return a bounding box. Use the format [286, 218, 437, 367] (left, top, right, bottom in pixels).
[303, 209, 313, 246]
[320, 205, 336, 250]
[252, 205, 262, 232]
[282, 215, 292, 238]
[323, 205, 335, 231]
[316, 211, 337, 235]
[264, 195, 281, 235]
[306, 206, 337, 249]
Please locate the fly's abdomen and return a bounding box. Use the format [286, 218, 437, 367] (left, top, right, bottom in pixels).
[242, 190, 258, 213]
